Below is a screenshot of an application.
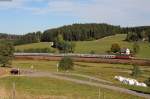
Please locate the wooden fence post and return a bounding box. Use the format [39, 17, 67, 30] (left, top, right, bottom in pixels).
[12, 82, 16, 99]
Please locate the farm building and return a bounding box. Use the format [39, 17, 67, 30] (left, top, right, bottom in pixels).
[120, 48, 130, 55]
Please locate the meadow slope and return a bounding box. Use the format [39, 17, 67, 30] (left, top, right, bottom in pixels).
[15, 42, 52, 50]
[15, 34, 150, 59]
[75, 34, 150, 59]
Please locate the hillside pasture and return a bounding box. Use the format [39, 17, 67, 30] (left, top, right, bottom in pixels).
[15, 34, 150, 59]
[15, 42, 53, 50]
[75, 34, 150, 59]
[12, 60, 150, 94]
[12, 60, 150, 82]
[0, 76, 142, 99]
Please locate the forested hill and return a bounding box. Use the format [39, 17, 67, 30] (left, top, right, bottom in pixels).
[41, 24, 150, 42]
[1, 23, 150, 45]
[41, 23, 121, 41]
[122, 26, 150, 42]
[0, 33, 20, 40]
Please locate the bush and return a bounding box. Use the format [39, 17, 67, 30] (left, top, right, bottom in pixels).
[0, 41, 14, 67]
[110, 43, 121, 53]
[58, 56, 74, 71]
[53, 35, 76, 53]
[144, 77, 150, 87]
[90, 50, 95, 54]
[133, 42, 140, 54]
[13, 32, 41, 46]
[131, 65, 141, 77]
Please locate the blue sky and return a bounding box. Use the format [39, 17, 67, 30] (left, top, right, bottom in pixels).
[0, 0, 150, 34]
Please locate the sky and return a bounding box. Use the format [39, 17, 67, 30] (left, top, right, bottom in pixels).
[0, 0, 150, 34]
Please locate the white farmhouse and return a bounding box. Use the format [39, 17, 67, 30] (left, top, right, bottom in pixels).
[50, 42, 54, 47]
[126, 48, 130, 55]
[120, 48, 130, 55]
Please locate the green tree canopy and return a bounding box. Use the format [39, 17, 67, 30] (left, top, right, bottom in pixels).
[53, 35, 76, 53]
[14, 32, 41, 45]
[58, 56, 74, 71]
[144, 77, 150, 87]
[0, 41, 14, 67]
[110, 43, 121, 53]
[41, 23, 121, 42]
[133, 42, 140, 54]
[146, 29, 150, 42]
[131, 65, 141, 78]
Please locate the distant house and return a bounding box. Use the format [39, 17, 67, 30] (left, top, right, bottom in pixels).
[50, 42, 54, 47]
[142, 37, 149, 41]
[120, 48, 130, 55]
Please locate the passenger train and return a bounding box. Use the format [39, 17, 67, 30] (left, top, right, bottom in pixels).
[14, 53, 133, 59]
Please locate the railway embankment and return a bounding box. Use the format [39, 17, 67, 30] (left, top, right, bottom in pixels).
[14, 55, 150, 66]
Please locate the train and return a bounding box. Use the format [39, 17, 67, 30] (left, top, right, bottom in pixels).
[14, 53, 133, 59]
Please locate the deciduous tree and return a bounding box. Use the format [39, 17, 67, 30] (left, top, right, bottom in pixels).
[111, 43, 121, 53]
[58, 57, 74, 71]
[0, 41, 14, 67]
[131, 65, 141, 78]
[133, 42, 140, 54]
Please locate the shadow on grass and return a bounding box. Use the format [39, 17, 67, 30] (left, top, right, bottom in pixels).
[103, 66, 131, 71]
[130, 89, 150, 95]
[74, 63, 92, 67]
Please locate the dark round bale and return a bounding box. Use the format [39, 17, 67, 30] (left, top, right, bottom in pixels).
[10, 68, 20, 75]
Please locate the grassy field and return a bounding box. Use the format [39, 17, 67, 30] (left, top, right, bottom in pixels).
[12, 60, 150, 94]
[12, 60, 150, 81]
[12, 34, 150, 98]
[0, 76, 142, 99]
[15, 34, 150, 59]
[75, 34, 150, 59]
[15, 42, 54, 50]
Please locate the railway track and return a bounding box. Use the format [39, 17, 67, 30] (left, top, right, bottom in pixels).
[14, 53, 150, 66]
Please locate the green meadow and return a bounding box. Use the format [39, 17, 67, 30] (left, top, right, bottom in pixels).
[0, 76, 142, 99]
[11, 34, 150, 98]
[12, 60, 150, 94]
[15, 42, 53, 50]
[1, 59, 149, 98]
[15, 34, 150, 59]
[12, 60, 150, 82]
[75, 34, 150, 59]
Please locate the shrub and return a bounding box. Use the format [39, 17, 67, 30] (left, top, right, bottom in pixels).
[110, 43, 120, 53]
[133, 42, 140, 54]
[0, 41, 14, 67]
[58, 56, 74, 71]
[53, 35, 76, 53]
[131, 65, 141, 77]
[144, 77, 150, 87]
[90, 50, 95, 54]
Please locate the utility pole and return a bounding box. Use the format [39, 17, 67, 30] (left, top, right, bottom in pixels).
[57, 63, 59, 72]
[12, 82, 16, 99]
[98, 88, 101, 99]
[103, 90, 104, 99]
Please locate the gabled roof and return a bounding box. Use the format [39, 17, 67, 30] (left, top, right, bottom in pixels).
[120, 48, 129, 52]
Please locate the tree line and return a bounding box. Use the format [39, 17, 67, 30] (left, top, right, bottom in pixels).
[122, 26, 150, 42]
[13, 31, 42, 45]
[41, 23, 121, 41]
[1, 23, 150, 45]
[0, 33, 20, 40]
[0, 40, 14, 67]
[0, 23, 122, 44]
[52, 34, 76, 53]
